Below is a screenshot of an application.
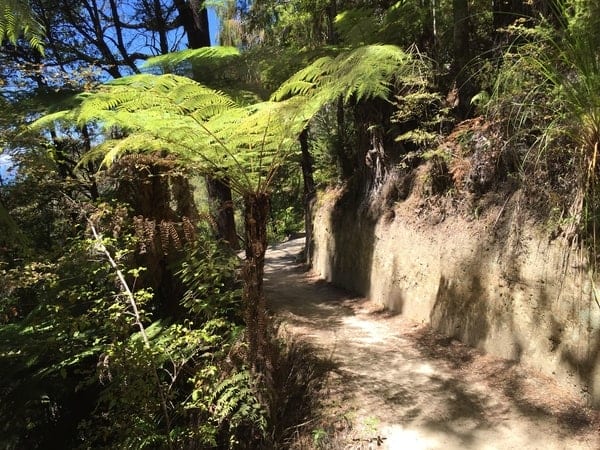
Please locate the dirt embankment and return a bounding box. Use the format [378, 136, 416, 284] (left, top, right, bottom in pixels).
[311, 184, 600, 409]
[265, 238, 600, 449]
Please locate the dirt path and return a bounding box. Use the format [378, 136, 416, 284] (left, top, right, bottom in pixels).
[264, 238, 600, 450]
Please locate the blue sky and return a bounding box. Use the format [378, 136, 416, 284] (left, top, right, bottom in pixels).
[209, 8, 220, 45]
[0, 153, 14, 182]
[0, 7, 222, 185]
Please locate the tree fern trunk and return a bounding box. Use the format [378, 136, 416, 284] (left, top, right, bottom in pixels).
[242, 192, 271, 372]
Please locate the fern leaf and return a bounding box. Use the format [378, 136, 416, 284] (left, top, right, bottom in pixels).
[271, 56, 334, 101]
[143, 46, 241, 70]
[0, 0, 45, 54]
[273, 45, 429, 108]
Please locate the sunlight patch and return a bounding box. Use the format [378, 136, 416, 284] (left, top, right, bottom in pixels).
[342, 316, 387, 343]
[382, 425, 439, 450]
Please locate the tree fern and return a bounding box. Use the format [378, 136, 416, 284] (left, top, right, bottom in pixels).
[30, 46, 427, 376]
[32, 73, 312, 194]
[0, 0, 44, 54]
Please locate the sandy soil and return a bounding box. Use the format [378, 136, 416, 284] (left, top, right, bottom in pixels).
[264, 238, 600, 450]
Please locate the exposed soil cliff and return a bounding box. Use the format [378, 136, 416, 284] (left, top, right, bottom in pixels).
[311, 179, 600, 407]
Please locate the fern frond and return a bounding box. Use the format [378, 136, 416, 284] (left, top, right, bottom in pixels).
[334, 45, 416, 102]
[271, 56, 333, 101]
[270, 80, 316, 100]
[76, 75, 235, 124]
[0, 0, 44, 54]
[211, 370, 265, 433]
[29, 109, 77, 130]
[273, 45, 429, 107]
[88, 134, 176, 168]
[143, 46, 241, 71]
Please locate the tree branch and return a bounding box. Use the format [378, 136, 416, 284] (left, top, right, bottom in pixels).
[84, 213, 174, 450]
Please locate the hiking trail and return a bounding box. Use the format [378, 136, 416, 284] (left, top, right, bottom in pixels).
[264, 238, 600, 450]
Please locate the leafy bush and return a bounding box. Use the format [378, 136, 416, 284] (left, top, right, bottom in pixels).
[177, 230, 243, 322]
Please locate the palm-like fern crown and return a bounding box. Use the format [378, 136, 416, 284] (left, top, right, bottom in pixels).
[33, 74, 311, 194]
[0, 0, 44, 53]
[32, 44, 429, 194]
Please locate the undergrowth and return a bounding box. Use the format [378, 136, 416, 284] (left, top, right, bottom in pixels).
[483, 0, 600, 269]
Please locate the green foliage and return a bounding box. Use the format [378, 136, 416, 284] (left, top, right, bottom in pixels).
[32, 73, 311, 196]
[393, 88, 448, 149]
[0, 0, 44, 53]
[32, 44, 430, 206]
[177, 234, 242, 321]
[89, 317, 245, 448]
[272, 44, 429, 105]
[333, 8, 376, 46]
[255, 47, 346, 97]
[144, 46, 241, 72]
[142, 41, 341, 102]
[269, 205, 303, 242]
[334, 1, 428, 48]
[0, 199, 26, 250]
[0, 226, 135, 448]
[143, 46, 259, 100]
[0, 192, 268, 448]
[489, 0, 600, 244]
[210, 370, 267, 447]
[240, 0, 334, 48]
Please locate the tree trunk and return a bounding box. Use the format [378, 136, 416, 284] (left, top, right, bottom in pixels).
[299, 128, 316, 264]
[242, 192, 271, 372]
[365, 126, 387, 200]
[206, 176, 239, 249]
[420, 0, 437, 55]
[326, 0, 337, 45]
[173, 0, 211, 48]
